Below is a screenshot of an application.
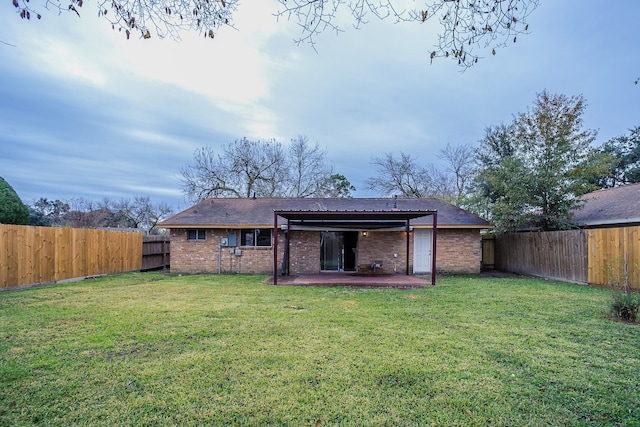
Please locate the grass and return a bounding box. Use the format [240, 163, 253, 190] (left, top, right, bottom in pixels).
[1, 273, 639, 426]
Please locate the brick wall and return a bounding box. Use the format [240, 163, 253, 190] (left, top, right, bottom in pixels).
[169, 227, 482, 275]
[287, 231, 321, 274]
[170, 229, 217, 274]
[358, 231, 409, 274]
[356, 229, 480, 274]
[170, 229, 285, 275]
[435, 228, 482, 274]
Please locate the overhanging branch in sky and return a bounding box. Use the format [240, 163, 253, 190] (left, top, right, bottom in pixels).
[12, 0, 540, 68]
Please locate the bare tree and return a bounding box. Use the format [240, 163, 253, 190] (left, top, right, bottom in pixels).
[227, 138, 288, 198]
[438, 142, 476, 203]
[366, 152, 452, 199]
[63, 197, 116, 228]
[179, 146, 240, 201]
[48, 196, 172, 232]
[116, 196, 173, 234]
[180, 136, 351, 202]
[279, 0, 539, 68]
[367, 152, 424, 197]
[285, 135, 334, 197]
[145, 201, 173, 234]
[179, 137, 288, 201]
[12, 0, 539, 69]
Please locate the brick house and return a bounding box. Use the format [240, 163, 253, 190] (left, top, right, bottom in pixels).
[159, 198, 490, 278]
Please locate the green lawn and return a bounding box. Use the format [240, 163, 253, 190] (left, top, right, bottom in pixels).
[1, 273, 639, 426]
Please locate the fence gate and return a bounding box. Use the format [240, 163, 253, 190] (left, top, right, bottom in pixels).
[481, 234, 495, 271]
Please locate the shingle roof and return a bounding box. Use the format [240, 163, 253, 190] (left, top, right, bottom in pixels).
[159, 197, 490, 228]
[572, 183, 640, 227]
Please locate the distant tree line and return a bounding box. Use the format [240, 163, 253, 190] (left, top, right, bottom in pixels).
[366, 90, 639, 232]
[28, 196, 173, 234]
[5, 91, 637, 234]
[0, 181, 173, 235]
[179, 135, 355, 203]
[180, 102, 638, 233]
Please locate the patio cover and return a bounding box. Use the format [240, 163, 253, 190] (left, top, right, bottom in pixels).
[273, 209, 437, 286]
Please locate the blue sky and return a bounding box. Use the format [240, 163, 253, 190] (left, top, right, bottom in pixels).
[1, 0, 639, 210]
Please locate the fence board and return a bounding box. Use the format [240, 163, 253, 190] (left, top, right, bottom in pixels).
[141, 235, 170, 271]
[495, 230, 588, 284]
[0, 225, 143, 289]
[588, 227, 640, 289]
[495, 226, 640, 289]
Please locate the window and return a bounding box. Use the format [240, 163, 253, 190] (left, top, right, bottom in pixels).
[241, 228, 272, 247]
[187, 229, 206, 240]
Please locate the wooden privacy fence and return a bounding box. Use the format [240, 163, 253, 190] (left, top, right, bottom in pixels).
[494, 226, 640, 289]
[588, 227, 640, 289]
[495, 230, 588, 284]
[1, 225, 143, 289]
[142, 235, 170, 271]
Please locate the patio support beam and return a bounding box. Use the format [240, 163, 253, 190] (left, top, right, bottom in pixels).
[431, 211, 438, 286]
[405, 220, 410, 275]
[273, 211, 278, 286]
[286, 218, 291, 276]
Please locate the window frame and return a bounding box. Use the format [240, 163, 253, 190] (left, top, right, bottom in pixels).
[240, 228, 272, 247]
[186, 229, 206, 241]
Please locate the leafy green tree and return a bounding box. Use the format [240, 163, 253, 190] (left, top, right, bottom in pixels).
[0, 177, 29, 225]
[592, 126, 640, 188]
[466, 123, 516, 219]
[29, 198, 69, 226]
[327, 174, 356, 198]
[474, 91, 613, 231]
[28, 207, 49, 226]
[11, 0, 539, 69]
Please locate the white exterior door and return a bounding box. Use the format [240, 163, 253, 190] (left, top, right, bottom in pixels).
[413, 229, 432, 274]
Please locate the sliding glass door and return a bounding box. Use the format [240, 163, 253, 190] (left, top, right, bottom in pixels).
[320, 231, 357, 272]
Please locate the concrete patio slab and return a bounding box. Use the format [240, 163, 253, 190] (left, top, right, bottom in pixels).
[265, 273, 433, 288]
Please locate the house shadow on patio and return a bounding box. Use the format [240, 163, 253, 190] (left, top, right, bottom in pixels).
[265, 273, 432, 288]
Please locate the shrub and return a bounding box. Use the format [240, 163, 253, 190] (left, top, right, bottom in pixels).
[0, 176, 29, 225]
[610, 290, 640, 323]
[605, 254, 640, 323]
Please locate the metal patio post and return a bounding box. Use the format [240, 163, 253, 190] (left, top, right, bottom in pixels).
[273, 211, 278, 285]
[431, 211, 437, 286]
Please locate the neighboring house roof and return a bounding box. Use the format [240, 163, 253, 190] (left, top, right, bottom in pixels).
[572, 183, 640, 227]
[159, 198, 490, 229]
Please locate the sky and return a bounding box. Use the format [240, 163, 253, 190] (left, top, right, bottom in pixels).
[1, 0, 639, 211]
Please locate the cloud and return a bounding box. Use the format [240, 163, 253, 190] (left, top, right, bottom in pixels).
[1, 0, 639, 209]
